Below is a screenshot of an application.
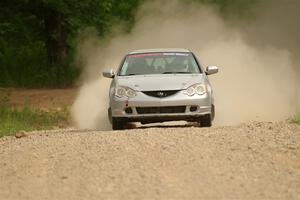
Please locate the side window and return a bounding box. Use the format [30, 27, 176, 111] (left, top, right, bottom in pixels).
[189, 57, 200, 72]
[120, 59, 129, 75]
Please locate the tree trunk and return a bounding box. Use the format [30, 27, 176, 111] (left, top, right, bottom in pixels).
[44, 9, 67, 65]
[298, 65, 300, 111]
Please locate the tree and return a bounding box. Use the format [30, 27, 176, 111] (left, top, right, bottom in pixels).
[0, 0, 140, 66]
[0, 0, 140, 86]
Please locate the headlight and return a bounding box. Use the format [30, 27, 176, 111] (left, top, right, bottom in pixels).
[115, 86, 136, 98]
[184, 84, 207, 96]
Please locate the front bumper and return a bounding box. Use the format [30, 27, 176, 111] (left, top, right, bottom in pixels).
[110, 90, 212, 123]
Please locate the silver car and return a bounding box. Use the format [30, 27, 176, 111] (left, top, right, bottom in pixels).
[103, 49, 218, 130]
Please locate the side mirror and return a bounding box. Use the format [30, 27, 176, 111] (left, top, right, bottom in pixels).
[206, 66, 219, 75]
[102, 69, 115, 78]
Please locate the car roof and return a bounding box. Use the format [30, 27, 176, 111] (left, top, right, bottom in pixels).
[128, 48, 191, 55]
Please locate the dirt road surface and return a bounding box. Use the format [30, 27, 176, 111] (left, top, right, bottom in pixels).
[0, 88, 77, 109]
[1, 122, 300, 200]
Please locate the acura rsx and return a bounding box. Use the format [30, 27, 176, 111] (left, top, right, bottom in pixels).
[103, 49, 218, 130]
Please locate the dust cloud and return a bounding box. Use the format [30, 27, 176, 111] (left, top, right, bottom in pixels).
[71, 0, 300, 129]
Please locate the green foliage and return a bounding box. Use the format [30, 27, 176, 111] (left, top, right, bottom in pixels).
[0, 40, 79, 87]
[0, 0, 256, 88]
[290, 115, 300, 125]
[0, 0, 140, 87]
[0, 93, 69, 137]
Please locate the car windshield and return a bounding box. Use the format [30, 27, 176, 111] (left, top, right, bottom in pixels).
[119, 52, 201, 76]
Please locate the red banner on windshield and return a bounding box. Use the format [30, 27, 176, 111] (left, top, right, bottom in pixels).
[128, 53, 163, 58]
[128, 52, 189, 58]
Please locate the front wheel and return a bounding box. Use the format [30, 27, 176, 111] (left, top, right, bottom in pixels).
[112, 117, 126, 130]
[199, 114, 212, 127]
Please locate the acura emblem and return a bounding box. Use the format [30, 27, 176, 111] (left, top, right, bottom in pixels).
[157, 91, 165, 97]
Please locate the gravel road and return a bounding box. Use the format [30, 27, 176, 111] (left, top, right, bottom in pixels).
[0, 122, 300, 200]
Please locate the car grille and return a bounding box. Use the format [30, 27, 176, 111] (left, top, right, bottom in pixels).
[136, 106, 186, 114]
[142, 90, 179, 98]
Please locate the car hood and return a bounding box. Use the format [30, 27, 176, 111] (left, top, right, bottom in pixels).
[116, 74, 205, 91]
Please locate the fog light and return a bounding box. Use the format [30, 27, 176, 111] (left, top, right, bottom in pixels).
[190, 106, 198, 112]
[125, 107, 133, 114]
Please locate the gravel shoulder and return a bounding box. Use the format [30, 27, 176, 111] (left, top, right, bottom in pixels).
[0, 122, 300, 200]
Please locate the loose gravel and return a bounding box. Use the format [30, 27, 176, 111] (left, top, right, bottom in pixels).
[0, 122, 299, 200]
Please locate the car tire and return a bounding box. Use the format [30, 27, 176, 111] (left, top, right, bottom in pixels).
[112, 117, 126, 130]
[211, 104, 215, 121]
[199, 114, 212, 127]
[108, 108, 112, 124]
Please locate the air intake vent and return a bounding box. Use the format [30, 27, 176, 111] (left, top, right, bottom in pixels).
[136, 106, 186, 114]
[142, 90, 179, 98]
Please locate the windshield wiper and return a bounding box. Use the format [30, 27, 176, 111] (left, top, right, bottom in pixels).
[126, 73, 140, 76]
[163, 72, 193, 74]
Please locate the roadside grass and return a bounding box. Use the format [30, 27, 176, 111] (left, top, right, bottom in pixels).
[0, 93, 69, 137]
[290, 115, 300, 125]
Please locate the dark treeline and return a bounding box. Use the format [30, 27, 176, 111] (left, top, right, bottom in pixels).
[0, 0, 253, 87]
